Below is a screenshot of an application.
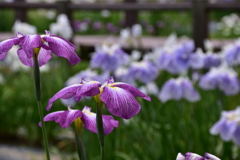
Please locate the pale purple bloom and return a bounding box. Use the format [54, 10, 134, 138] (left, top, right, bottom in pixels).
[90, 44, 129, 71]
[203, 52, 221, 68]
[93, 21, 102, 30]
[159, 77, 200, 102]
[199, 66, 239, 95]
[176, 152, 220, 160]
[128, 60, 158, 84]
[114, 66, 135, 85]
[41, 106, 118, 135]
[223, 42, 240, 66]
[157, 41, 194, 74]
[0, 31, 81, 67]
[210, 107, 240, 145]
[46, 77, 151, 119]
[189, 49, 205, 69]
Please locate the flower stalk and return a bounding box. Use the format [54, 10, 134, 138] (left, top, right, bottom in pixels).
[95, 95, 104, 160]
[33, 53, 51, 160]
[74, 119, 87, 160]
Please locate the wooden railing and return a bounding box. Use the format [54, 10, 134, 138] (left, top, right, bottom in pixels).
[0, 0, 240, 51]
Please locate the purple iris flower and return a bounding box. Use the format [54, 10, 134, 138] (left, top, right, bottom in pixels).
[203, 52, 221, 69]
[0, 31, 81, 67]
[176, 152, 220, 160]
[114, 66, 135, 86]
[210, 107, 240, 145]
[46, 77, 151, 119]
[157, 41, 194, 74]
[199, 66, 239, 95]
[159, 77, 200, 102]
[189, 49, 205, 69]
[41, 106, 118, 135]
[127, 60, 158, 84]
[223, 43, 240, 66]
[90, 44, 129, 72]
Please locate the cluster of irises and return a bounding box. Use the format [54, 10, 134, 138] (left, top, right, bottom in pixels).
[0, 31, 153, 160]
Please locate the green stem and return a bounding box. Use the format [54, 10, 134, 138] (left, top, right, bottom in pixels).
[96, 104, 104, 160]
[75, 130, 87, 160]
[33, 54, 51, 160]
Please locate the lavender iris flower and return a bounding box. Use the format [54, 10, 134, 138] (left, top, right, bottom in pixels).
[41, 106, 118, 135]
[189, 48, 205, 69]
[128, 60, 158, 84]
[176, 152, 220, 160]
[0, 31, 81, 66]
[199, 66, 239, 95]
[159, 77, 200, 102]
[203, 52, 221, 69]
[223, 42, 240, 66]
[210, 107, 240, 145]
[157, 41, 194, 74]
[90, 44, 129, 72]
[46, 77, 151, 119]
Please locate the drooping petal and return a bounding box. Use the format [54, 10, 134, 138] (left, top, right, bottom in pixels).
[111, 82, 151, 101]
[17, 47, 52, 67]
[182, 80, 200, 102]
[204, 153, 220, 160]
[0, 37, 20, 60]
[185, 152, 204, 160]
[42, 109, 82, 128]
[21, 34, 42, 58]
[46, 84, 82, 111]
[101, 86, 141, 119]
[176, 153, 186, 160]
[42, 35, 80, 65]
[81, 106, 119, 135]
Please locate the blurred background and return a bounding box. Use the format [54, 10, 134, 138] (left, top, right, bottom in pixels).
[1, 0, 240, 160]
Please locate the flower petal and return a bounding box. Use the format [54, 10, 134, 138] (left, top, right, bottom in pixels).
[204, 153, 220, 160]
[81, 106, 119, 135]
[0, 37, 20, 60]
[17, 47, 53, 67]
[42, 109, 82, 128]
[75, 80, 101, 101]
[176, 153, 186, 160]
[46, 84, 82, 111]
[232, 125, 240, 145]
[43, 35, 81, 65]
[185, 152, 204, 160]
[21, 34, 42, 58]
[101, 86, 141, 119]
[182, 80, 200, 102]
[111, 82, 151, 101]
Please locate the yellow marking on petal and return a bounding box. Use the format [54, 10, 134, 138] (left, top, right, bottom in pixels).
[34, 47, 41, 55]
[83, 111, 94, 115]
[74, 118, 84, 135]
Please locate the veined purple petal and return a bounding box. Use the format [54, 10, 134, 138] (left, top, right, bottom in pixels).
[21, 34, 42, 58]
[42, 35, 81, 65]
[75, 80, 101, 102]
[81, 106, 118, 135]
[46, 84, 82, 111]
[0, 37, 20, 60]
[42, 109, 82, 128]
[176, 153, 186, 160]
[17, 47, 52, 67]
[101, 86, 141, 119]
[111, 82, 151, 101]
[185, 152, 204, 160]
[204, 153, 220, 160]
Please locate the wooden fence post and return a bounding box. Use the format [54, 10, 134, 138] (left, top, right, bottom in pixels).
[192, 0, 208, 52]
[124, 0, 138, 28]
[15, 0, 27, 22]
[57, 0, 72, 23]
